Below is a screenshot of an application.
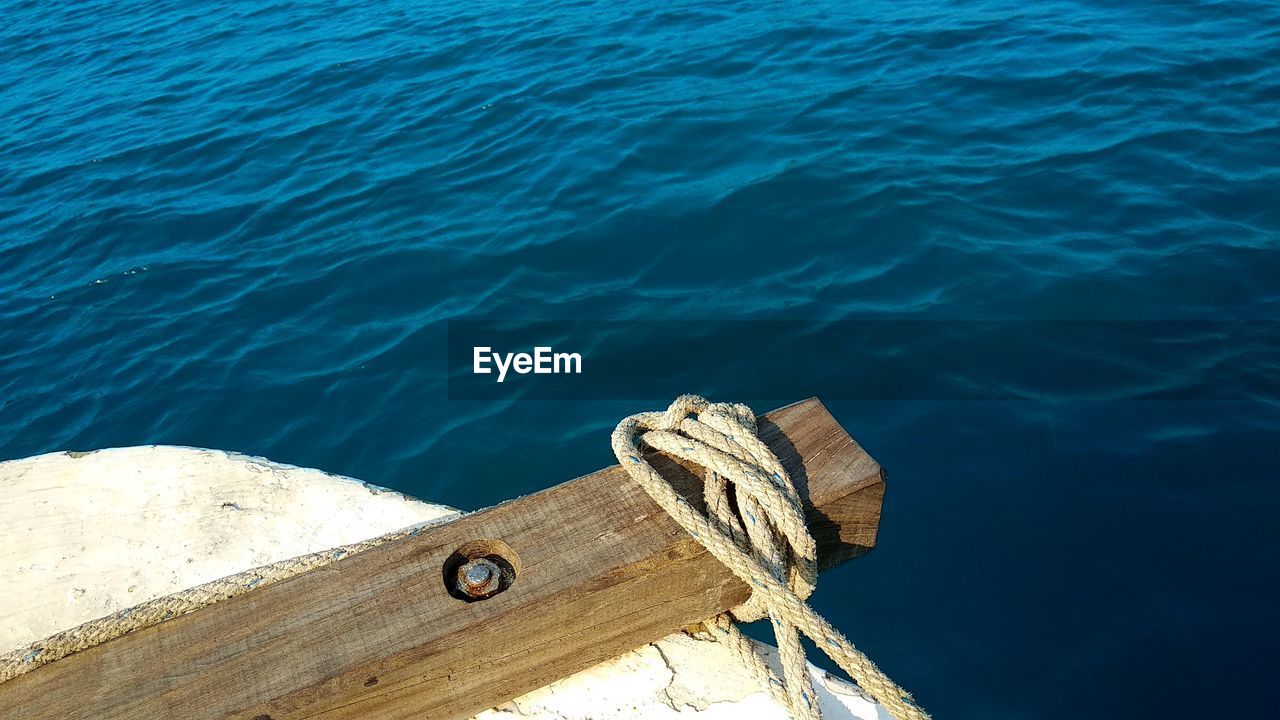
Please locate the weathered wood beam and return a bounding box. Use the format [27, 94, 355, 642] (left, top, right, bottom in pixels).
[0, 398, 885, 720]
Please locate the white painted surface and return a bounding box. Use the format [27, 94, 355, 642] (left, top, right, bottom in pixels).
[0, 446, 880, 719]
[0, 446, 459, 651]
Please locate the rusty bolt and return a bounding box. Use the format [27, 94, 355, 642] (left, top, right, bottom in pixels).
[455, 557, 502, 598]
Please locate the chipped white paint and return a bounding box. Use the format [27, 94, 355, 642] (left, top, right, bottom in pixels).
[0, 446, 880, 719]
[481, 633, 885, 720]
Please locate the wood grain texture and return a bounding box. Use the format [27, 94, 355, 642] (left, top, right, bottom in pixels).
[0, 398, 885, 720]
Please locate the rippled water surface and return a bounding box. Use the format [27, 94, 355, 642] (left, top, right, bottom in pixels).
[2, 1, 1279, 717]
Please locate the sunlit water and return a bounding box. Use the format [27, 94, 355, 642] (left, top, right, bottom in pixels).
[2, 1, 1278, 717]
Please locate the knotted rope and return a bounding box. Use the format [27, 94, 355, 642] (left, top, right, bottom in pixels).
[613, 395, 928, 720]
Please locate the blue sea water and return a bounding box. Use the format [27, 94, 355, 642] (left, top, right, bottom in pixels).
[2, 0, 1279, 717]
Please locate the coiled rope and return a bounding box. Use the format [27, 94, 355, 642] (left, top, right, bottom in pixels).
[612, 395, 928, 720]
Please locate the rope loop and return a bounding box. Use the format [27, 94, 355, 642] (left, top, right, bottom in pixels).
[613, 395, 929, 720]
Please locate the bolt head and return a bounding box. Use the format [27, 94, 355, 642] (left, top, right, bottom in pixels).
[456, 558, 502, 597]
[464, 562, 493, 586]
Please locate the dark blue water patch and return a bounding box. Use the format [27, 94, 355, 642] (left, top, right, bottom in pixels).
[3, 1, 1280, 717]
[801, 399, 1280, 718]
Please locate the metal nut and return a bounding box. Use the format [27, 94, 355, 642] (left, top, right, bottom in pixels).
[455, 557, 502, 598]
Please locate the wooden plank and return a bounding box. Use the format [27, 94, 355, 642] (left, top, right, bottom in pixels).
[0, 398, 885, 720]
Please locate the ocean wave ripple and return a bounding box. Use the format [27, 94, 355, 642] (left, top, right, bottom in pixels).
[2, 2, 1279, 718]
